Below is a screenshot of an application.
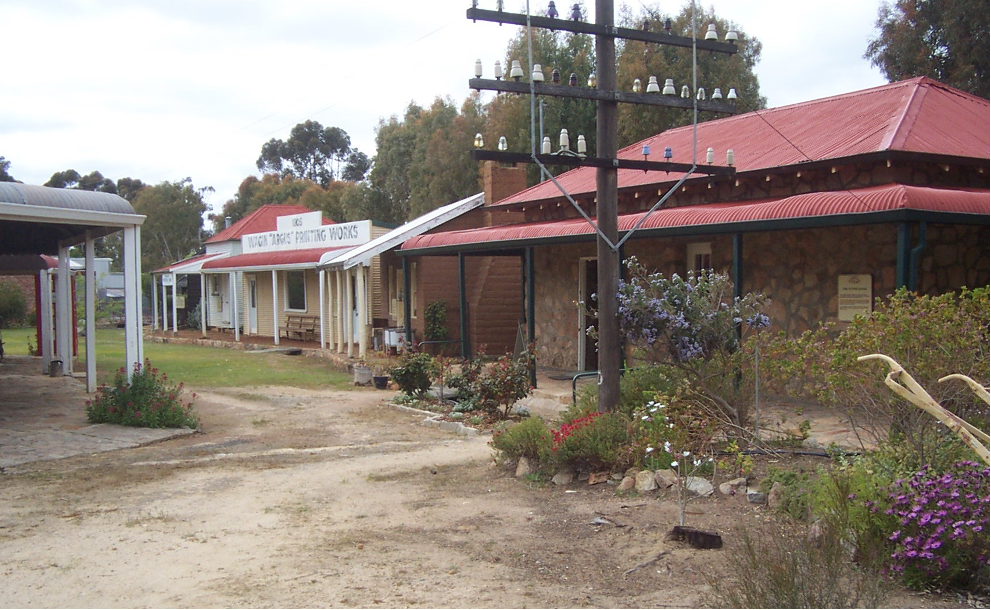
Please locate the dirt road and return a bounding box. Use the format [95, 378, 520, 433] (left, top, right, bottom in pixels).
[0, 384, 966, 608]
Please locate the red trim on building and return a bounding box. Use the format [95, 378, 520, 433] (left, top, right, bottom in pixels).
[401, 184, 989, 250]
[201, 246, 352, 270]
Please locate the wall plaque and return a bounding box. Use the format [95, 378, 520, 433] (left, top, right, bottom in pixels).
[838, 274, 872, 321]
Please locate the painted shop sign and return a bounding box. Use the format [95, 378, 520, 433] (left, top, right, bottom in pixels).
[837, 274, 872, 322]
[241, 212, 370, 254]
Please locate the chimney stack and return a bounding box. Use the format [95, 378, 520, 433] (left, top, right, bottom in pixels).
[482, 161, 527, 226]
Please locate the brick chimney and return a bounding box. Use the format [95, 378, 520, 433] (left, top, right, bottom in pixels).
[482, 161, 527, 226]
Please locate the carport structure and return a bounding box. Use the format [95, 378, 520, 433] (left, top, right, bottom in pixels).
[0, 183, 145, 391]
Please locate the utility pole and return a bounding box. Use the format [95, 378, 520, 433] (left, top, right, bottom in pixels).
[594, 0, 620, 411]
[467, 2, 737, 412]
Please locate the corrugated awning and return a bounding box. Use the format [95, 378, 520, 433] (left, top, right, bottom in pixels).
[401, 184, 989, 254]
[318, 192, 485, 270]
[152, 252, 228, 274]
[200, 246, 353, 272]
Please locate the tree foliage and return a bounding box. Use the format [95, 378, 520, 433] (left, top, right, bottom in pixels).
[370, 96, 486, 220]
[616, 3, 765, 145]
[486, 24, 597, 184]
[866, 0, 990, 99]
[256, 120, 368, 186]
[210, 174, 355, 233]
[0, 156, 15, 182]
[133, 178, 211, 272]
[44, 169, 118, 193]
[476, 2, 764, 186]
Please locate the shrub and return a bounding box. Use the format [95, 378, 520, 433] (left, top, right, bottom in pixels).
[884, 460, 989, 591]
[615, 257, 768, 427]
[630, 387, 722, 472]
[388, 350, 438, 397]
[810, 459, 893, 572]
[490, 417, 553, 466]
[761, 286, 989, 470]
[760, 467, 816, 521]
[448, 355, 484, 403]
[571, 364, 680, 421]
[86, 359, 198, 429]
[449, 346, 534, 419]
[705, 526, 889, 608]
[424, 300, 448, 342]
[0, 279, 27, 328]
[187, 301, 202, 331]
[551, 411, 632, 472]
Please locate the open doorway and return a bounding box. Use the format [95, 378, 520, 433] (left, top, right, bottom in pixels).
[578, 257, 598, 372]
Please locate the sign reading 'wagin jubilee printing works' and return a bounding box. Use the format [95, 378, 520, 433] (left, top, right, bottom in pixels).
[240, 211, 371, 254]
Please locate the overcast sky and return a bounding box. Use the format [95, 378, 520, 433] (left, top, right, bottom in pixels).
[3, 0, 886, 217]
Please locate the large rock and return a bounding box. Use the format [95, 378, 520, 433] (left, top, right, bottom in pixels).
[617, 476, 635, 492]
[685, 476, 714, 497]
[654, 469, 678, 488]
[551, 469, 574, 486]
[768, 481, 785, 510]
[718, 477, 748, 496]
[635, 470, 658, 492]
[746, 487, 766, 505]
[515, 457, 532, 478]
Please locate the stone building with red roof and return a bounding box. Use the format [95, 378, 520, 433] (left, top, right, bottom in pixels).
[400, 78, 990, 371]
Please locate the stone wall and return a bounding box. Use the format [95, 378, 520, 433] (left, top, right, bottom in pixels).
[528, 222, 989, 369]
[532, 242, 595, 370]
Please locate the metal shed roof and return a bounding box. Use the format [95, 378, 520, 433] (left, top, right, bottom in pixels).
[0, 183, 143, 254]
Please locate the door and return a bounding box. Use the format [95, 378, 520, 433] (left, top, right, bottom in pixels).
[579, 258, 598, 372]
[248, 279, 258, 335]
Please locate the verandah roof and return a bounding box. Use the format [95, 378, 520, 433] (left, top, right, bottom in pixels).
[400, 183, 989, 254]
[200, 246, 353, 272]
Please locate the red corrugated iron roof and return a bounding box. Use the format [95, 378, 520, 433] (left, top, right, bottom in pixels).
[200, 246, 351, 270]
[499, 78, 990, 206]
[401, 184, 988, 251]
[206, 204, 334, 243]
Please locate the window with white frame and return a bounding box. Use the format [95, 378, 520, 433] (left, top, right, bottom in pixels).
[687, 242, 712, 274]
[285, 270, 306, 311]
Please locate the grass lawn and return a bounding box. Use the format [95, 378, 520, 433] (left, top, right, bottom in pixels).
[1, 327, 351, 389]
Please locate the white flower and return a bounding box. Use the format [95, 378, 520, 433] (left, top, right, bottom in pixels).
[663, 441, 672, 452]
[641, 415, 650, 421]
[668, 423, 674, 428]
[670, 460, 679, 468]
[645, 447, 655, 453]
[682, 450, 690, 457]
[693, 458, 702, 467]
[649, 407, 658, 413]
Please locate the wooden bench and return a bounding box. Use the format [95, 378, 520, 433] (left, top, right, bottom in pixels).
[279, 314, 319, 342]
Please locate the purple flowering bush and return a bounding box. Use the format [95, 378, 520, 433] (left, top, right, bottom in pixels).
[85, 358, 198, 429]
[615, 257, 768, 427]
[885, 460, 989, 590]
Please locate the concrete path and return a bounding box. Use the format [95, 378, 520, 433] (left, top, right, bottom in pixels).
[0, 356, 194, 469]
